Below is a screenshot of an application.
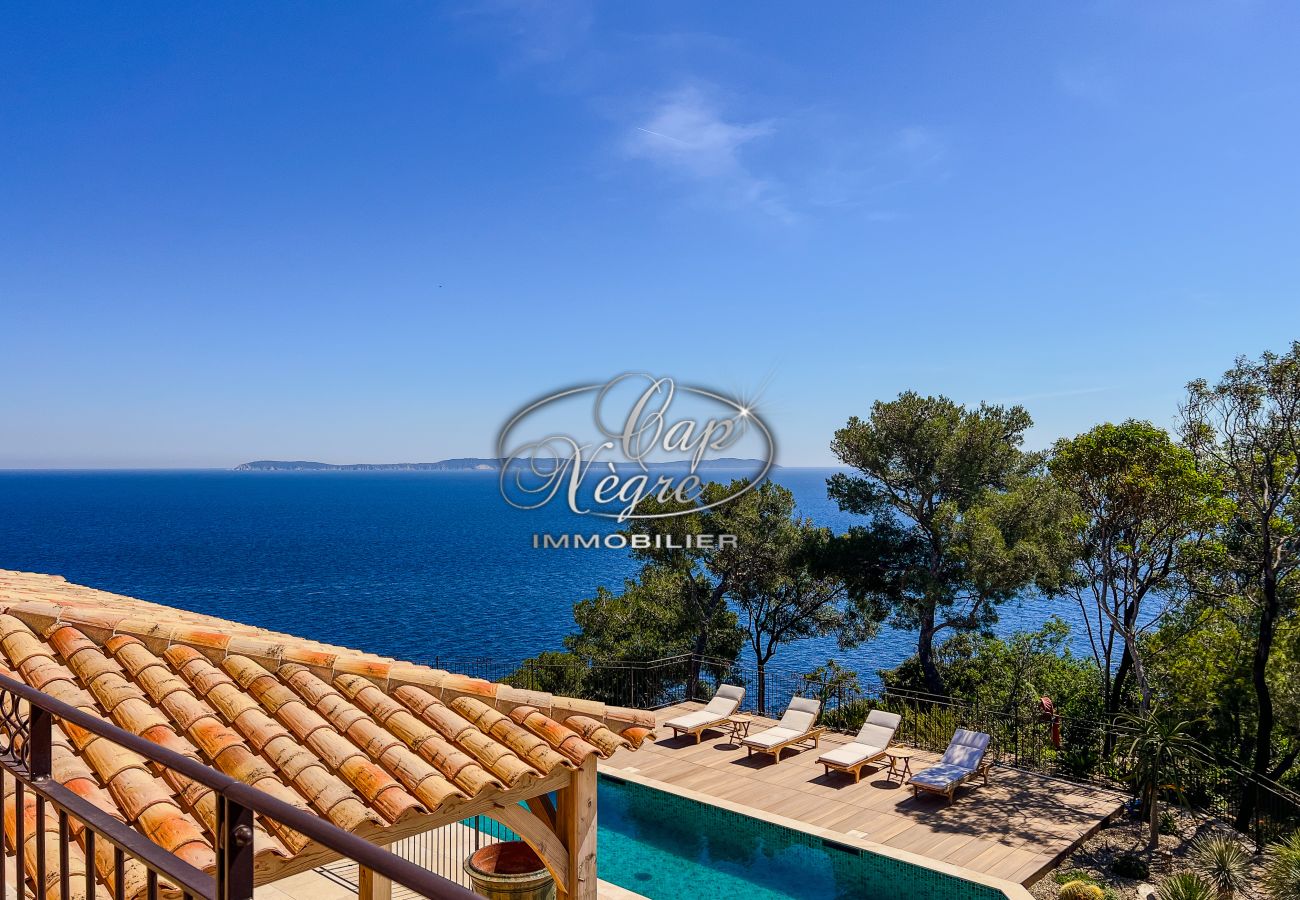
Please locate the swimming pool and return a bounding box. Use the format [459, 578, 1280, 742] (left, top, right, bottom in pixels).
[595, 774, 1008, 900]
[468, 774, 1011, 899]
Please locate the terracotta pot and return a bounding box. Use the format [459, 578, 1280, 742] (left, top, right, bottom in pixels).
[464, 841, 556, 900]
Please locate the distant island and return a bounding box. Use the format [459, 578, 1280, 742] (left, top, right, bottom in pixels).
[234, 458, 776, 472]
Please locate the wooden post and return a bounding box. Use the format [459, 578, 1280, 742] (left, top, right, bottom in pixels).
[358, 866, 392, 900]
[555, 756, 597, 900]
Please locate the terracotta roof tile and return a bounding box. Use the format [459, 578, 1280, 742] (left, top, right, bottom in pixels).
[0, 569, 655, 896]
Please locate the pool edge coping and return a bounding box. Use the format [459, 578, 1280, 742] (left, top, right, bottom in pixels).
[598, 763, 1035, 900]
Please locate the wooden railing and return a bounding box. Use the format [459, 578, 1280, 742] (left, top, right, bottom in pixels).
[0, 673, 480, 900]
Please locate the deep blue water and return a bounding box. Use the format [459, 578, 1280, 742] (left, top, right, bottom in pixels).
[0, 469, 1073, 677]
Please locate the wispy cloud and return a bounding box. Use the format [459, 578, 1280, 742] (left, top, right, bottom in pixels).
[621, 87, 791, 220]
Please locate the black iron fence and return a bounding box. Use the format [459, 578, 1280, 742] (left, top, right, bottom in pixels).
[0, 673, 478, 900]
[430, 650, 1300, 852]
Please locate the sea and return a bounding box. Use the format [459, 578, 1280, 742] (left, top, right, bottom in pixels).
[0, 469, 1082, 679]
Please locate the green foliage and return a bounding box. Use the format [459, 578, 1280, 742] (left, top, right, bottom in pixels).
[1264, 831, 1300, 900]
[1058, 880, 1105, 900]
[1053, 871, 1118, 900]
[826, 391, 1077, 696]
[819, 697, 876, 733]
[1159, 810, 1181, 836]
[1111, 853, 1150, 880]
[800, 659, 862, 707]
[505, 649, 586, 696]
[1050, 420, 1227, 714]
[1187, 834, 1252, 898]
[1181, 343, 1300, 800]
[881, 618, 1101, 719]
[1120, 707, 1199, 849]
[1156, 874, 1217, 900]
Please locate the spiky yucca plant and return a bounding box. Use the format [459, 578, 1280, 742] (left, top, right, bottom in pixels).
[1264, 831, 1300, 900]
[1156, 873, 1216, 900]
[1188, 834, 1251, 899]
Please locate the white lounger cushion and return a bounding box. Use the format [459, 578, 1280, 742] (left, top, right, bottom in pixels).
[743, 726, 804, 749]
[663, 709, 724, 731]
[703, 684, 746, 716]
[940, 729, 990, 770]
[817, 742, 886, 767]
[663, 684, 744, 731]
[744, 697, 821, 749]
[776, 697, 821, 735]
[855, 710, 901, 748]
[818, 709, 901, 767]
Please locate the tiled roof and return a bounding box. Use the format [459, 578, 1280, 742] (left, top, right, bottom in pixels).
[0, 570, 654, 895]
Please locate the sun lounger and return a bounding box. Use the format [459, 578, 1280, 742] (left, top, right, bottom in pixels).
[908, 728, 992, 803]
[741, 697, 824, 762]
[663, 684, 746, 744]
[817, 709, 902, 782]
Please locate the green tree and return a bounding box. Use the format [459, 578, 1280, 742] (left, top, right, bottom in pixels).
[1182, 343, 1300, 825]
[1120, 707, 1198, 850]
[828, 392, 1076, 696]
[733, 520, 859, 714]
[1049, 421, 1226, 715]
[624, 479, 830, 697]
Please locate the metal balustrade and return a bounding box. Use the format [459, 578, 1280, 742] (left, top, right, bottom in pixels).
[0, 673, 479, 900]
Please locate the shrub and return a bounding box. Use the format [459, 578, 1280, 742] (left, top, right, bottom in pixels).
[1188, 834, 1251, 898]
[1160, 810, 1181, 836]
[1112, 853, 1150, 880]
[1059, 880, 1105, 900]
[1264, 831, 1300, 900]
[1052, 871, 1118, 900]
[1156, 873, 1216, 900]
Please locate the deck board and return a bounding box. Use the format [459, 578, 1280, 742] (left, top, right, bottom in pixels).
[603, 702, 1125, 888]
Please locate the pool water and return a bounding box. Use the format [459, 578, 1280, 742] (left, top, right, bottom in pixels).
[595, 776, 1005, 900]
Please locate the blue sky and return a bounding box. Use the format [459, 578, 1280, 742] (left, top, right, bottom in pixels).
[2, 1, 1298, 467]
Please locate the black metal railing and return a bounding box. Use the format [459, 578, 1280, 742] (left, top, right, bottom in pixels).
[320, 814, 522, 894]
[0, 673, 479, 900]
[430, 649, 1300, 852]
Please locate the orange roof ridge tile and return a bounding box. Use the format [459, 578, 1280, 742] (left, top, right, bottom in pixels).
[275, 663, 467, 812]
[507, 705, 602, 767]
[104, 635, 313, 856]
[220, 655, 426, 825]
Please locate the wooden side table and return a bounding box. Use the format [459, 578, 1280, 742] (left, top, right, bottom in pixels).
[884, 748, 916, 783]
[727, 714, 754, 741]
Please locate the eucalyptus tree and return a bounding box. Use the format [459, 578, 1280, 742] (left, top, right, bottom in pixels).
[828, 392, 1076, 697]
[1181, 343, 1300, 825]
[1049, 421, 1226, 715]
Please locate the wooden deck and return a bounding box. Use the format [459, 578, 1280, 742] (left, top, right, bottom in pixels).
[602, 702, 1126, 888]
